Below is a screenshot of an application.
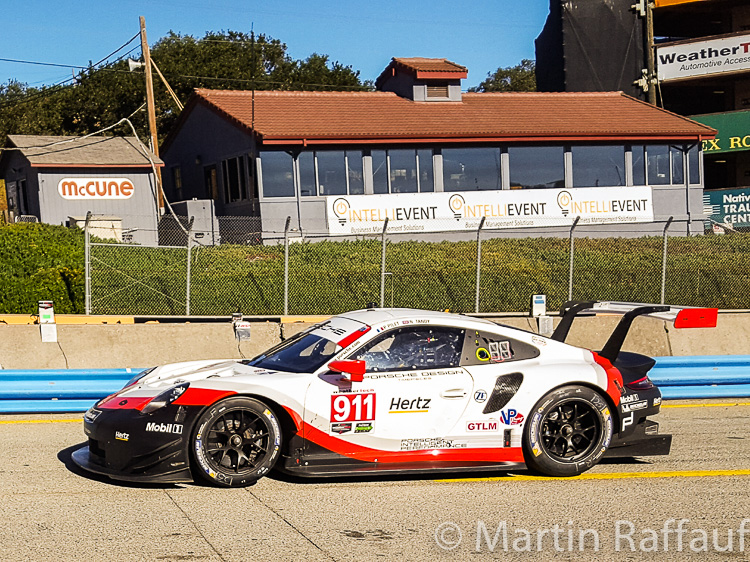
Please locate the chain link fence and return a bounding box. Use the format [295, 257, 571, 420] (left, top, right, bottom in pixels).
[86, 213, 750, 316]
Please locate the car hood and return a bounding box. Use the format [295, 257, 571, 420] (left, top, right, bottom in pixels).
[136, 359, 284, 389]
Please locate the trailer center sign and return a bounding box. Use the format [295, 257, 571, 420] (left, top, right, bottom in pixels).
[326, 187, 654, 234]
[657, 34, 750, 82]
[58, 178, 134, 200]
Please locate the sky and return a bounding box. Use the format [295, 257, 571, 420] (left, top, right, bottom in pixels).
[0, 0, 550, 91]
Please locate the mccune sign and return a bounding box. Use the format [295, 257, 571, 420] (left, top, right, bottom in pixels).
[58, 178, 134, 200]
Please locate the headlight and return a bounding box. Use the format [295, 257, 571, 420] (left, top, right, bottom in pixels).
[124, 367, 156, 389]
[84, 407, 101, 423]
[140, 383, 189, 415]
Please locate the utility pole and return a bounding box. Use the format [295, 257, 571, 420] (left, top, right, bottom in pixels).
[139, 16, 164, 212]
[645, 0, 656, 105]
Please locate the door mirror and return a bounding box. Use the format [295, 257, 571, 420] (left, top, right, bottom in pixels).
[328, 360, 366, 383]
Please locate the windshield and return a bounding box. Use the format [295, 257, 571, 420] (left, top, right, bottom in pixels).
[243, 332, 340, 373]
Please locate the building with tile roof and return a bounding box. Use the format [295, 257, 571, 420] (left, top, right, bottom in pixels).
[161, 57, 715, 239]
[0, 135, 163, 244]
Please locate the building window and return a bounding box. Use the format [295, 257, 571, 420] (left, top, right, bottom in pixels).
[260, 151, 295, 198]
[687, 144, 700, 185]
[204, 166, 218, 200]
[389, 149, 418, 193]
[346, 150, 365, 195]
[222, 156, 247, 203]
[632, 145, 646, 185]
[571, 145, 626, 187]
[417, 149, 434, 192]
[426, 85, 449, 99]
[671, 146, 684, 185]
[646, 145, 670, 185]
[442, 147, 501, 191]
[171, 167, 183, 200]
[316, 151, 348, 196]
[372, 150, 388, 194]
[369, 149, 434, 194]
[299, 151, 316, 197]
[508, 146, 565, 189]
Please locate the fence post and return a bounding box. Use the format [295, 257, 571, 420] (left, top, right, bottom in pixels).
[475, 217, 485, 313]
[186, 219, 192, 316]
[283, 216, 291, 316]
[84, 211, 92, 315]
[568, 216, 580, 301]
[661, 216, 674, 305]
[380, 218, 389, 308]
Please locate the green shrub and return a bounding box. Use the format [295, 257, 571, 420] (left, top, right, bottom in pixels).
[3, 221, 750, 315]
[0, 223, 85, 314]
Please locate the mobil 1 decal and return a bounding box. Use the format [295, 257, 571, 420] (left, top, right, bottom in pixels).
[330, 392, 375, 434]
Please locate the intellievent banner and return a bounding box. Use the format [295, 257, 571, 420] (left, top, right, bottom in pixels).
[657, 33, 750, 82]
[326, 187, 654, 235]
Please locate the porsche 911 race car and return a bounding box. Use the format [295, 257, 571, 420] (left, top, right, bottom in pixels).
[72, 302, 716, 487]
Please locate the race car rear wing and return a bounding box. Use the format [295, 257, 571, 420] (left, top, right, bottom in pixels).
[550, 301, 718, 362]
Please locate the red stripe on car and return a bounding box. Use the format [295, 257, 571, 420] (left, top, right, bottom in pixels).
[283, 406, 524, 464]
[172, 388, 237, 406]
[591, 352, 623, 407]
[337, 326, 371, 349]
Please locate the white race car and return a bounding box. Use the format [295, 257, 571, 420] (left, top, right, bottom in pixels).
[72, 303, 716, 487]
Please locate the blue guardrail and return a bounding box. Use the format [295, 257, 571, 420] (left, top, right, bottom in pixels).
[0, 356, 748, 413]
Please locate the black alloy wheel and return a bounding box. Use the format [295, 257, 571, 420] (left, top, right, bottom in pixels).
[191, 397, 281, 487]
[523, 385, 613, 477]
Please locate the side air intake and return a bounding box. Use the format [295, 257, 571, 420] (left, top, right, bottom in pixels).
[483, 372, 524, 414]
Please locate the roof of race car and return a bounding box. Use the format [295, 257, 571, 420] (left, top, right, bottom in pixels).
[337, 308, 500, 329]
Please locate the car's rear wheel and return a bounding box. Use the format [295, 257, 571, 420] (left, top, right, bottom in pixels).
[191, 397, 282, 487]
[522, 385, 613, 477]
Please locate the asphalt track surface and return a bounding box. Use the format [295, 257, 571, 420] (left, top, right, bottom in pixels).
[2, 400, 749, 561]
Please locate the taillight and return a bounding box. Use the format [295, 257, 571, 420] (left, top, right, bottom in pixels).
[626, 376, 655, 391]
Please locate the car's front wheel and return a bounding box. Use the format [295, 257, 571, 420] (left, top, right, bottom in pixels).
[522, 385, 613, 477]
[191, 396, 282, 487]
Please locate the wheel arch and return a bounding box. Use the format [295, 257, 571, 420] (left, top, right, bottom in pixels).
[527, 380, 620, 434]
[225, 393, 300, 456]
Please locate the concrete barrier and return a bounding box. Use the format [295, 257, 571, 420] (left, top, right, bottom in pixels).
[0, 311, 747, 370]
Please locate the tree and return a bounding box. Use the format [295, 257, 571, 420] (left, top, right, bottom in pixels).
[0, 30, 367, 144]
[470, 59, 536, 93]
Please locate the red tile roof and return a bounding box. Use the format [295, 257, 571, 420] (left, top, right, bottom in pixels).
[170, 89, 715, 148]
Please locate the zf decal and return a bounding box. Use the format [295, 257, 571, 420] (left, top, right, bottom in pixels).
[331, 392, 375, 422]
[474, 390, 488, 403]
[499, 409, 524, 425]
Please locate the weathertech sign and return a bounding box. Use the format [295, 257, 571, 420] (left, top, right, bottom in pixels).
[657, 34, 750, 82]
[58, 178, 134, 200]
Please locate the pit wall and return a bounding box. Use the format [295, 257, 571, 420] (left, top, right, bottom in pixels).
[0, 312, 745, 370]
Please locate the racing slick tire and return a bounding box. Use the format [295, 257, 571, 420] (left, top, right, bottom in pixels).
[191, 396, 282, 487]
[522, 385, 613, 477]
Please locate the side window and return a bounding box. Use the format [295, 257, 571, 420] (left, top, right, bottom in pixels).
[461, 329, 540, 366]
[350, 326, 464, 372]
